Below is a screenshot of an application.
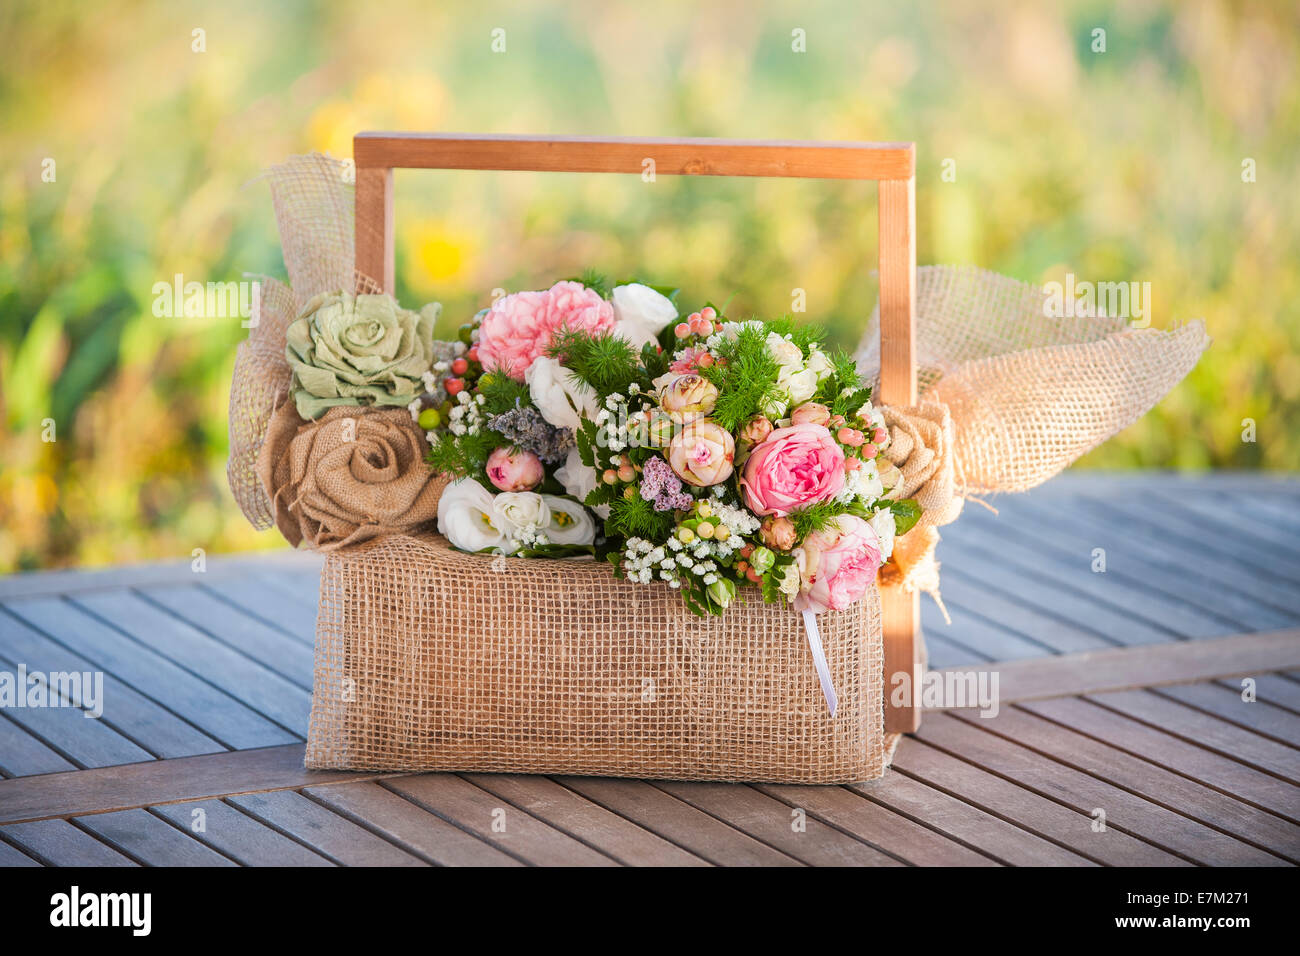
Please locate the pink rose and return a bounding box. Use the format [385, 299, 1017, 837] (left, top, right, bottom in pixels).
[790, 402, 831, 427]
[477, 281, 615, 380]
[795, 515, 882, 613]
[738, 423, 846, 517]
[486, 447, 544, 491]
[667, 421, 735, 487]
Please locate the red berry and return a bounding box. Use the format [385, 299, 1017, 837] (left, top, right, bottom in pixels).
[445, 378, 465, 395]
[701, 306, 716, 320]
[466, 347, 479, 363]
[674, 322, 691, 339]
[451, 357, 469, 376]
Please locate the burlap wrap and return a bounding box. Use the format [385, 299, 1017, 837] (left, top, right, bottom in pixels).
[228, 153, 1206, 781]
[257, 402, 447, 551]
[306, 533, 885, 782]
[857, 264, 1209, 598]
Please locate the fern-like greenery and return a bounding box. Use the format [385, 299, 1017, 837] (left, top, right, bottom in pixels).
[476, 373, 534, 417]
[701, 323, 782, 430]
[605, 491, 675, 541]
[789, 499, 854, 540]
[426, 426, 503, 479]
[547, 329, 643, 396]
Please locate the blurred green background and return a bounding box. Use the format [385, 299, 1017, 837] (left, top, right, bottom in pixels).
[1, 0, 1296, 572]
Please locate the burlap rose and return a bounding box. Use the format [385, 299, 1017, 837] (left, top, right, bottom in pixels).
[257, 402, 448, 551]
[881, 401, 963, 528]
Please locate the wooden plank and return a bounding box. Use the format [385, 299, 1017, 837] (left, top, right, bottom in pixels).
[753, 782, 998, 866]
[200, 576, 318, 646]
[0, 551, 321, 600]
[382, 775, 616, 866]
[1071, 495, 1300, 609]
[916, 621, 990, 669]
[931, 571, 1115, 654]
[0, 837, 40, 866]
[304, 781, 522, 867]
[916, 712, 1281, 865]
[850, 768, 1096, 866]
[354, 164, 394, 292]
[354, 133, 915, 181]
[931, 629, 1300, 706]
[1000, 496, 1293, 630]
[939, 538, 1175, 646]
[0, 744, 402, 825]
[953, 705, 1300, 862]
[651, 780, 905, 866]
[0, 712, 77, 778]
[556, 775, 801, 866]
[0, 818, 136, 866]
[892, 738, 1190, 866]
[1084, 689, 1300, 784]
[6, 597, 295, 750]
[150, 798, 334, 867]
[1156, 682, 1300, 746]
[878, 172, 918, 735]
[463, 774, 706, 866]
[71, 590, 310, 736]
[950, 508, 1233, 638]
[1134, 492, 1300, 580]
[227, 790, 427, 866]
[1021, 696, 1300, 823]
[0, 608, 224, 761]
[1219, 673, 1300, 715]
[75, 808, 238, 866]
[926, 596, 1061, 662]
[137, 584, 313, 688]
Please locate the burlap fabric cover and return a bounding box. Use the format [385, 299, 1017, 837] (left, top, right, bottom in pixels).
[307, 534, 884, 781]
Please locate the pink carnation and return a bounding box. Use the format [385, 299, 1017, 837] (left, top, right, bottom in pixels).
[477, 281, 616, 380]
[795, 515, 882, 613]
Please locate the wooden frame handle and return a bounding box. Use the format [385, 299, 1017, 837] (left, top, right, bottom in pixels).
[353, 131, 921, 733]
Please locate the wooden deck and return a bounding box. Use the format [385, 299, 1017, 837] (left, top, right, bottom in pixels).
[1, 473, 1297, 866]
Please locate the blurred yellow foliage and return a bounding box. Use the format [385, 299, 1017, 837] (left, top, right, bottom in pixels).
[0, 0, 1296, 572]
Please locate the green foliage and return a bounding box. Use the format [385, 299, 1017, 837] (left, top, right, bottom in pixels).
[789, 499, 853, 540]
[605, 491, 675, 541]
[702, 323, 783, 430]
[547, 328, 642, 396]
[889, 498, 922, 536]
[426, 427, 502, 480]
[566, 268, 610, 298]
[476, 374, 533, 417]
[763, 315, 826, 353]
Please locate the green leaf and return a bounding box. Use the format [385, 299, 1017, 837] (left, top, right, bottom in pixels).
[889, 498, 922, 536]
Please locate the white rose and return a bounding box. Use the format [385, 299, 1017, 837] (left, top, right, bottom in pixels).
[765, 331, 804, 371]
[779, 366, 820, 404]
[542, 495, 597, 546]
[868, 508, 897, 562]
[437, 479, 505, 552]
[492, 491, 551, 534]
[806, 348, 834, 382]
[611, 283, 677, 351]
[526, 356, 598, 432]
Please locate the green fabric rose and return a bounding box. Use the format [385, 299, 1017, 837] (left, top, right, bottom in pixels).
[286, 291, 440, 420]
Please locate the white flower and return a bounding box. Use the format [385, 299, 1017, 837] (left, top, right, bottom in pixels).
[554, 446, 610, 519]
[806, 348, 834, 381]
[542, 495, 597, 546]
[611, 283, 678, 351]
[765, 331, 804, 371]
[869, 508, 897, 561]
[526, 356, 598, 432]
[437, 479, 505, 552]
[492, 491, 551, 535]
[779, 366, 820, 404]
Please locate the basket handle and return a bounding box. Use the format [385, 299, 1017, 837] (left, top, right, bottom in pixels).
[353, 131, 922, 732]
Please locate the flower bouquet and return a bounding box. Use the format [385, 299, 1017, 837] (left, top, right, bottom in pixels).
[415, 275, 920, 626]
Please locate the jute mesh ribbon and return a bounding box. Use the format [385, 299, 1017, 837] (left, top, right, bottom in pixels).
[307, 533, 885, 782]
[856, 265, 1209, 601]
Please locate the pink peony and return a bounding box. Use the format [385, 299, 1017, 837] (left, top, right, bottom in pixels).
[738, 422, 846, 517]
[486, 447, 544, 492]
[795, 515, 882, 613]
[477, 281, 615, 380]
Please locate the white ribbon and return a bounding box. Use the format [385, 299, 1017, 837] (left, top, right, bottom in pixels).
[801, 609, 838, 717]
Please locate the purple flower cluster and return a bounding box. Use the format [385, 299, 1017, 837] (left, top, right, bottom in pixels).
[640, 456, 694, 512]
[487, 404, 574, 465]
